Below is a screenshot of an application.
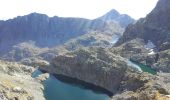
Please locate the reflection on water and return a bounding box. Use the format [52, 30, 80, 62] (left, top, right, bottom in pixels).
[127, 60, 142, 72]
[32, 70, 111, 100]
[129, 60, 157, 75]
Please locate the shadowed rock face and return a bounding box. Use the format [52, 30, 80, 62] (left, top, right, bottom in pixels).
[116, 0, 170, 51]
[0, 10, 133, 54]
[0, 11, 134, 56]
[112, 0, 170, 73]
[0, 9, 135, 62]
[0, 13, 108, 50]
[41, 47, 170, 100]
[40, 47, 147, 94]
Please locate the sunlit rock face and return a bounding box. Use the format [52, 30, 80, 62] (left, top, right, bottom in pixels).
[0, 10, 134, 62]
[98, 9, 135, 28]
[41, 47, 147, 94]
[41, 47, 170, 100]
[0, 60, 45, 100]
[0, 13, 111, 50]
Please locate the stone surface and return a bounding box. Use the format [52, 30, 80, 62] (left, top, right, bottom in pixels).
[0, 60, 45, 100]
[116, 0, 170, 51]
[111, 0, 170, 73]
[111, 72, 170, 100]
[40, 47, 170, 100]
[36, 73, 50, 82]
[41, 47, 146, 94]
[0, 10, 133, 57]
[98, 9, 135, 28]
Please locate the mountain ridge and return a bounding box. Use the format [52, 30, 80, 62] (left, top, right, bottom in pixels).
[115, 0, 170, 51]
[0, 9, 134, 56]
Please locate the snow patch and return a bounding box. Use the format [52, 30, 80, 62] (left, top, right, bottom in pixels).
[148, 49, 155, 55]
[144, 40, 156, 55]
[145, 40, 156, 49]
[110, 35, 120, 44]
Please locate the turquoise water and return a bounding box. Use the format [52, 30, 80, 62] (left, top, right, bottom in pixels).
[129, 60, 157, 75]
[127, 60, 142, 72]
[32, 70, 110, 100]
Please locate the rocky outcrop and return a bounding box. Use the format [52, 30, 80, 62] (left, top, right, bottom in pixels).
[152, 49, 170, 72]
[1, 30, 123, 62]
[0, 60, 45, 100]
[60, 31, 121, 51]
[116, 0, 170, 51]
[40, 47, 170, 100]
[113, 0, 170, 73]
[36, 73, 50, 82]
[110, 38, 158, 65]
[111, 39, 148, 58]
[40, 47, 146, 94]
[112, 72, 170, 100]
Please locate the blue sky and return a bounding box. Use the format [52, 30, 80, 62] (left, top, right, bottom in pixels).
[0, 0, 158, 20]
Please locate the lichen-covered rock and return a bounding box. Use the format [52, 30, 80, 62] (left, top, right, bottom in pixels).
[152, 49, 170, 72]
[42, 46, 170, 100]
[42, 47, 143, 94]
[36, 73, 49, 82]
[116, 0, 170, 51]
[0, 60, 45, 100]
[110, 38, 158, 65]
[111, 72, 170, 100]
[112, 0, 170, 73]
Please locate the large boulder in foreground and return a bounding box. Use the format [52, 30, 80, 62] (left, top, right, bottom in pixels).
[112, 72, 170, 100]
[41, 47, 170, 99]
[43, 47, 144, 94]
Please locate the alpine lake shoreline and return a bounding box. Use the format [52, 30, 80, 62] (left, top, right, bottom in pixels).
[32, 68, 112, 100]
[31, 58, 158, 100]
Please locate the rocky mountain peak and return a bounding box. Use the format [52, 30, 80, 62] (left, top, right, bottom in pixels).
[98, 9, 135, 28]
[0, 11, 132, 55]
[100, 9, 120, 20]
[116, 0, 170, 50]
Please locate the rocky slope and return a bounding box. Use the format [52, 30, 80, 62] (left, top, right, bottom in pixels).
[116, 0, 170, 50]
[0, 10, 133, 56]
[1, 30, 123, 62]
[112, 72, 170, 100]
[110, 38, 159, 67]
[40, 47, 141, 94]
[114, 0, 170, 72]
[0, 60, 45, 100]
[0, 9, 134, 63]
[39, 47, 170, 100]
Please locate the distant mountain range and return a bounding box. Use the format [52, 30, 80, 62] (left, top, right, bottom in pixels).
[0, 9, 134, 55]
